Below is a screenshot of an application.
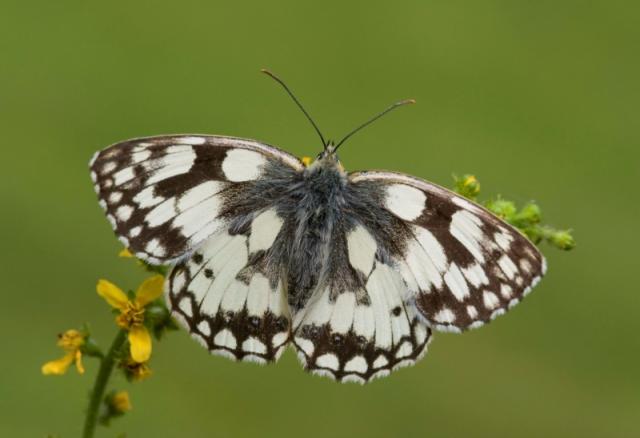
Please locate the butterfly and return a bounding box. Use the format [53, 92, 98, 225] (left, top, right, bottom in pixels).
[89, 70, 546, 383]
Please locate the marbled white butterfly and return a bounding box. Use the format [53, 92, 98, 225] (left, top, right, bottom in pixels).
[89, 71, 546, 383]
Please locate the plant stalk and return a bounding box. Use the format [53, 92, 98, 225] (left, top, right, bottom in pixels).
[82, 329, 127, 438]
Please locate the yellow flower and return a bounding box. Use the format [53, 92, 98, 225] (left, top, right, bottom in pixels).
[110, 391, 132, 413]
[301, 156, 312, 167]
[97, 275, 164, 363]
[42, 330, 86, 375]
[462, 175, 480, 195]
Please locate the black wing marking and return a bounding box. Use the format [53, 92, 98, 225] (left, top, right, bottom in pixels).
[349, 171, 546, 332]
[90, 135, 303, 264]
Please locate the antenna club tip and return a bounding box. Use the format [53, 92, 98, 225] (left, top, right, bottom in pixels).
[405, 99, 417, 105]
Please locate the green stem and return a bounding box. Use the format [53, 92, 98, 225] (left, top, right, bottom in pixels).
[82, 329, 127, 438]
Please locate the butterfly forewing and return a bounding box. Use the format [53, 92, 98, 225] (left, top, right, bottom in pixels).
[90, 135, 303, 264]
[348, 171, 546, 332]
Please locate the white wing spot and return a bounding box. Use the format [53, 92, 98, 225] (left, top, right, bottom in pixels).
[450, 210, 485, 262]
[483, 291, 500, 309]
[242, 337, 267, 355]
[145, 238, 166, 257]
[385, 184, 426, 221]
[444, 263, 470, 301]
[178, 297, 192, 317]
[341, 374, 365, 384]
[346, 225, 377, 274]
[467, 305, 478, 319]
[146, 197, 177, 227]
[316, 353, 340, 370]
[344, 355, 368, 373]
[295, 337, 315, 356]
[214, 329, 237, 349]
[462, 263, 489, 288]
[494, 231, 513, 251]
[222, 149, 266, 182]
[329, 292, 357, 334]
[116, 205, 133, 222]
[249, 209, 283, 253]
[113, 167, 135, 186]
[414, 324, 428, 345]
[130, 148, 151, 164]
[373, 355, 388, 368]
[178, 181, 224, 212]
[272, 332, 289, 348]
[451, 196, 481, 212]
[395, 341, 413, 359]
[133, 186, 165, 209]
[498, 255, 518, 280]
[434, 308, 456, 324]
[101, 161, 117, 175]
[108, 191, 123, 203]
[197, 321, 211, 337]
[519, 259, 532, 273]
[500, 284, 513, 298]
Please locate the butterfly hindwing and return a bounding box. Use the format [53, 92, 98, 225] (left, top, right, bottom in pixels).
[348, 171, 546, 332]
[90, 135, 303, 264]
[292, 222, 432, 383]
[166, 227, 291, 363]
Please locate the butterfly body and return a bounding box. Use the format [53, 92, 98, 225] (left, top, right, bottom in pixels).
[90, 134, 545, 383]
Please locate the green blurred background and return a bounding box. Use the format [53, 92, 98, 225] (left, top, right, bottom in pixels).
[1, 1, 638, 437]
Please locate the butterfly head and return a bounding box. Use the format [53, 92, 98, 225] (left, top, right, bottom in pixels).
[307, 140, 345, 173]
[261, 69, 414, 176]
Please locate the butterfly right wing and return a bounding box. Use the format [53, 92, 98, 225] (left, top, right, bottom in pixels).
[291, 223, 432, 383]
[166, 218, 291, 363]
[348, 171, 546, 332]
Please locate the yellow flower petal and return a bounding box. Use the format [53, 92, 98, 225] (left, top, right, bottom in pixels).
[42, 353, 74, 375]
[74, 350, 85, 374]
[119, 248, 134, 258]
[301, 156, 312, 167]
[135, 275, 165, 307]
[97, 279, 129, 310]
[128, 326, 152, 363]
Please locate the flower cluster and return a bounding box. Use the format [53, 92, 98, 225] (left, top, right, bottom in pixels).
[42, 250, 174, 435]
[454, 174, 575, 250]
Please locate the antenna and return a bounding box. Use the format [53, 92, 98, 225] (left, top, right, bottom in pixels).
[334, 99, 415, 152]
[261, 69, 327, 148]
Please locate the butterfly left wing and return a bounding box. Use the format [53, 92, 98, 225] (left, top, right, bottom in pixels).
[166, 225, 291, 363]
[89, 134, 304, 264]
[348, 171, 546, 333]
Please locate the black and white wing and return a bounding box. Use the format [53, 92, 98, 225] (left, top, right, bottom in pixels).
[90, 135, 303, 362]
[291, 218, 432, 383]
[348, 171, 546, 333]
[90, 135, 303, 264]
[166, 225, 291, 362]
